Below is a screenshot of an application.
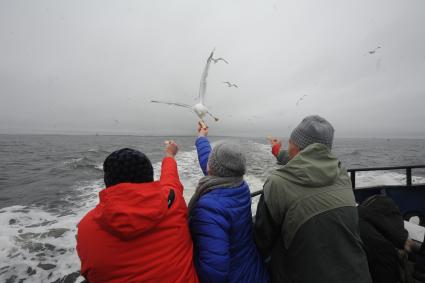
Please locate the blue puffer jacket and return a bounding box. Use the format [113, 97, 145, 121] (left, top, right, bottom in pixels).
[190, 137, 269, 283]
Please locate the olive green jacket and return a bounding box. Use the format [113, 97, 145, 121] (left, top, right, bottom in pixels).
[254, 143, 371, 283]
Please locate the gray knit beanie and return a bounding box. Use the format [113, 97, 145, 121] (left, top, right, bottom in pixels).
[207, 142, 246, 177]
[290, 115, 335, 149]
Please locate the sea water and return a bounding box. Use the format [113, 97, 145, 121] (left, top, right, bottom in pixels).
[1, 135, 425, 282]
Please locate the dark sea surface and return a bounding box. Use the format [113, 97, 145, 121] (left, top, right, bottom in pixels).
[1, 134, 425, 282]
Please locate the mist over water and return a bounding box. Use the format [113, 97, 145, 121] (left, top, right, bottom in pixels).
[0, 134, 425, 282]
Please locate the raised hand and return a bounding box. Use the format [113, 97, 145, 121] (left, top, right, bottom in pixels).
[198, 121, 209, 137]
[165, 140, 179, 157]
[267, 136, 282, 148]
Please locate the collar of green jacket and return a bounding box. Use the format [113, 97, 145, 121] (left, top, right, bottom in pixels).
[274, 143, 341, 187]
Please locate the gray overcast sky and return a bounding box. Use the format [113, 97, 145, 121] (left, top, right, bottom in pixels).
[1, 0, 424, 138]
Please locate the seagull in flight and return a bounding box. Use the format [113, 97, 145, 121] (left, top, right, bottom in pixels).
[296, 94, 308, 106]
[211, 57, 229, 64]
[223, 81, 238, 88]
[366, 46, 381, 55]
[151, 49, 220, 123]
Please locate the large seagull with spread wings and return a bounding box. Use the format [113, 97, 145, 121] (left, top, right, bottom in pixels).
[151, 49, 220, 123]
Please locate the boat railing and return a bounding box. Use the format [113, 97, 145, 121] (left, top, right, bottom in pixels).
[250, 164, 425, 197]
[347, 165, 425, 189]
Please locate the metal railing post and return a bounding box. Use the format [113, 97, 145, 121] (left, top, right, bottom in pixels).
[406, 167, 412, 186]
[350, 171, 356, 189]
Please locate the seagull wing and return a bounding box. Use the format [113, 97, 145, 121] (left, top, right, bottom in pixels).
[216, 58, 229, 64]
[151, 100, 192, 109]
[199, 49, 215, 105]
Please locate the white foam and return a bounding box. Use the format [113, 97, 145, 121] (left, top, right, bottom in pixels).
[355, 171, 425, 187]
[245, 174, 267, 216]
[63, 157, 83, 166]
[251, 141, 271, 152]
[0, 181, 102, 282]
[94, 163, 103, 171]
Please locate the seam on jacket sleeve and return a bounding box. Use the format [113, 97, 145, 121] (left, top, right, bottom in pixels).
[159, 157, 184, 195]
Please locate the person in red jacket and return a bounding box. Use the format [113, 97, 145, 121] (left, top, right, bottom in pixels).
[76, 141, 199, 283]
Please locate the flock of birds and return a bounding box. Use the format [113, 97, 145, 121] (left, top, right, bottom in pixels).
[150, 45, 382, 124]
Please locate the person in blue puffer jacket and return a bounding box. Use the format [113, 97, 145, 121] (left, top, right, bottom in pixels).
[188, 123, 269, 283]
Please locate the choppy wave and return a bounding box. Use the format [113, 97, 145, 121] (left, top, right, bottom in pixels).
[0, 180, 102, 283]
[63, 157, 103, 172]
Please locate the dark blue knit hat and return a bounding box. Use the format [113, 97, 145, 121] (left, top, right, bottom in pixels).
[103, 148, 154, 187]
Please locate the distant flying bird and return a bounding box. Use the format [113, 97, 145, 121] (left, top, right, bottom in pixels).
[211, 57, 229, 64]
[114, 119, 120, 124]
[366, 46, 381, 55]
[296, 94, 308, 106]
[223, 81, 238, 88]
[151, 49, 220, 123]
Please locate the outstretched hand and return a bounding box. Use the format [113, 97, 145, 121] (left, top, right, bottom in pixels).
[165, 140, 179, 158]
[268, 137, 282, 148]
[198, 121, 209, 137]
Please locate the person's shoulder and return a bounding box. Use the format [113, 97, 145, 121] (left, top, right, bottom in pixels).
[264, 171, 286, 190]
[195, 189, 235, 216]
[263, 172, 290, 203]
[77, 209, 97, 235]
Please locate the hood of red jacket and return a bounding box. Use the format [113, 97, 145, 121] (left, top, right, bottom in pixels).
[93, 182, 169, 240]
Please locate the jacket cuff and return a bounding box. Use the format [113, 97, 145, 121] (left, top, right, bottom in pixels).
[271, 144, 281, 157]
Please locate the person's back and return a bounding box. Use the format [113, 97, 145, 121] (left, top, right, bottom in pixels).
[189, 124, 269, 283]
[77, 145, 199, 283]
[254, 115, 371, 283]
[358, 195, 412, 283]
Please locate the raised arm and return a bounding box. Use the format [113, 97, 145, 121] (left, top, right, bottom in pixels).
[195, 137, 211, 176]
[269, 138, 289, 165]
[196, 122, 211, 176]
[159, 140, 184, 195]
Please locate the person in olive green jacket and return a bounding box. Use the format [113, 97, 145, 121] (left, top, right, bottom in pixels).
[254, 115, 371, 283]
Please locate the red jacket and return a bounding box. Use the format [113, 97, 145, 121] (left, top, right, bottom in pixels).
[77, 157, 199, 283]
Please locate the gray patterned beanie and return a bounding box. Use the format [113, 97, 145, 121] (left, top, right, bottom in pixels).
[208, 142, 246, 177]
[290, 115, 335, 149]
